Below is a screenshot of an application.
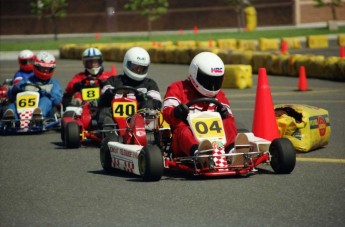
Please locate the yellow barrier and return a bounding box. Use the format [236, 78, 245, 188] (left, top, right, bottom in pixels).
[258, 38, 279, 51]
[307, 35, 329, 48]
[282, 37, 302, 49]
[222, 64, 253, 89]
[275, 104, 331, 152]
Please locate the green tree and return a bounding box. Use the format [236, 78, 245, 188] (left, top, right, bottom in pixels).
[223, 0, 252, 32]
[30, 0, 68, 41]
[124, 0, 169, 39]
[313, 0, 343, 20]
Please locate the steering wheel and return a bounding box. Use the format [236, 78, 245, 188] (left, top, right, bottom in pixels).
[186, 97, 223, 111]
[111, 86, 143, 98]
[20, 83, 42, 92]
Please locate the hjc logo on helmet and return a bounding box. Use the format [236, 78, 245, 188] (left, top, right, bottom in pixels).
[211, 67, 223, 74]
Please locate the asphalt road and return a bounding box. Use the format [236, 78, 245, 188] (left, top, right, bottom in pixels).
[0, 51, 345, 226]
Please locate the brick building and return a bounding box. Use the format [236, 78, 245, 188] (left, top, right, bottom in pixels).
[0, 0, 344, 35]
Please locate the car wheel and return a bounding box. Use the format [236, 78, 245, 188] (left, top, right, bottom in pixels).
[65, 122, 80, 148]
[138, 145, 163, 181]
[100, 134, 118, 173]
[270, 138, 296, 174]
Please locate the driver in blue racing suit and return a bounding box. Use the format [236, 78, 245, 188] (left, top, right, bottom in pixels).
[2, 51, 62, 121]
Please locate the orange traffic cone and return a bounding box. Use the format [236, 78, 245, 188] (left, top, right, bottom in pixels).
[96, 33, 101, 40]
[111, 65, 117, 75]
[208, 39, 213, 48]
[339, 45, 345, 58]
[298, 66, 309, 91]
[252, 68, 280, 141]
[280, 40, 288, 54]
[193, 25, 198, 35]
[178, 28, 183, 35]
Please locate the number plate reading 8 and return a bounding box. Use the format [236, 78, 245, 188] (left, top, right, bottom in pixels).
[113, 102, 137, 118]
[16, 95, 39, 109]
[191, 117, 224, 139]
[81, 87, 100, 101]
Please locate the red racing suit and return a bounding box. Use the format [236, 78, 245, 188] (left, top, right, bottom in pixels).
[64, 71, 114, 100]
[162, 79, 237, 157]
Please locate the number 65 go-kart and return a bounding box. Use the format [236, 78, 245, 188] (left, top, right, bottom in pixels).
[0, 83, 61, 134]
[101, 97, 296, 181]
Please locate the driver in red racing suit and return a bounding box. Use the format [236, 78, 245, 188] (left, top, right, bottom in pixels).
[162, 52, 237, 157]
[62, 47, 114, 108]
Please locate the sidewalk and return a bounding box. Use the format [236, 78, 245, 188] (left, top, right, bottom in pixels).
[0, 50, 59, 61]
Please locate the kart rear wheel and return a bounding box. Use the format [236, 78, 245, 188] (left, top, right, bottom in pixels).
[100, 134, 118, 173]
[270, 138, 296, 174]
[138, 145, 163, 181]
[64, 122, 80, 148]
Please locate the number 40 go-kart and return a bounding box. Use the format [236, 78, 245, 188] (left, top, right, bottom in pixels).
[100, 97, 296, 181]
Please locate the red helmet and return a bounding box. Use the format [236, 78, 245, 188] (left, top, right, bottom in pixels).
[33, 51, 56, 81]
[18, 50, 35, 71]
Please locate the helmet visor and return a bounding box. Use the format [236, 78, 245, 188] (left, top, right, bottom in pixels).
[127, 61, 148, 75]
[35, 65, 55, 74]
[20, 59, 34, 65]
[85, 59, 101, 69]
[196, 69, 224, 91]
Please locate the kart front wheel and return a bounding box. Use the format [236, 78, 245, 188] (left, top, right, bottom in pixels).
[64, 122, 80, 148]
[100, 134, 118, 173]
[270, 138, 296, 174]
[138, 145, 163, 181]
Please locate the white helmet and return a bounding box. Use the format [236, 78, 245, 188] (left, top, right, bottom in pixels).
[18, 50, 35, 71]
[123, 47, 150, 81]
[189, 52, 225, 97]
[82, 47, 103, 76]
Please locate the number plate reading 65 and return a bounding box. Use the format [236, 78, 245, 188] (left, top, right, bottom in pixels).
[16, 95, 39, 109]
[81, 87, 100, 101]
[112, 102, 137, 118]
[191, 117, 224, 139]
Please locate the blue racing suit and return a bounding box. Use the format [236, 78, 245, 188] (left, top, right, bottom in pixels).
[6, 76, 62, 120]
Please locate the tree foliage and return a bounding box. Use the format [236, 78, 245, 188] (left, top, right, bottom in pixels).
[313, 0, 343, 20]
[30, 0, 68, 40]
[124, 0, 169, 38]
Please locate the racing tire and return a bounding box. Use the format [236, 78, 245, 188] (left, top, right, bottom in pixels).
[61, 111, 75, 142]
[269, 138, 296, 174]
[64, 122, 80, 149]
[100, 134, 118, 173]
[138, 145, 163, 181]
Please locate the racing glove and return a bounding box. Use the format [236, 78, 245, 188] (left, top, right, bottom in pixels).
[103, 88, 114, 98]
[217, 105, 229, 119]
[73, 82, 83, 92]
[136, 91, 147, 102]
[173, 104, 189, 120]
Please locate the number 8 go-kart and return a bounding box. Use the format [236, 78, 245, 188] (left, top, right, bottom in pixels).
[0, 83, 61, 134]
[61, 78, 103, 148]
[100, 97, 296, 181]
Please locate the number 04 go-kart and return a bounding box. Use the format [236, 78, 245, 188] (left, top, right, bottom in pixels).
[0, 83, 61, 134]
[100, 97, 296, 181]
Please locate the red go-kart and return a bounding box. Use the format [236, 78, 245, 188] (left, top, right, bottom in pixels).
[101, 97, 296, 181]
[61, 78, 103, 148]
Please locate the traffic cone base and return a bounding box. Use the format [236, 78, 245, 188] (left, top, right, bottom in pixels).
[252, 68, 280, 141]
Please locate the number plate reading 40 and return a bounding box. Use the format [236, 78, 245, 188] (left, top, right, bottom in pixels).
[191, 117, 225, 139]
[16, 95, 39, 110]
[113, 102, 137, 118]
[81, 87, 100, 101]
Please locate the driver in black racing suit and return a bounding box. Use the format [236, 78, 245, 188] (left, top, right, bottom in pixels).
[97, 46, 162, 129]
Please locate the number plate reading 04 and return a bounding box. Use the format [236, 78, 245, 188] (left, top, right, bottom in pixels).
[191, 116, 225, 140]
